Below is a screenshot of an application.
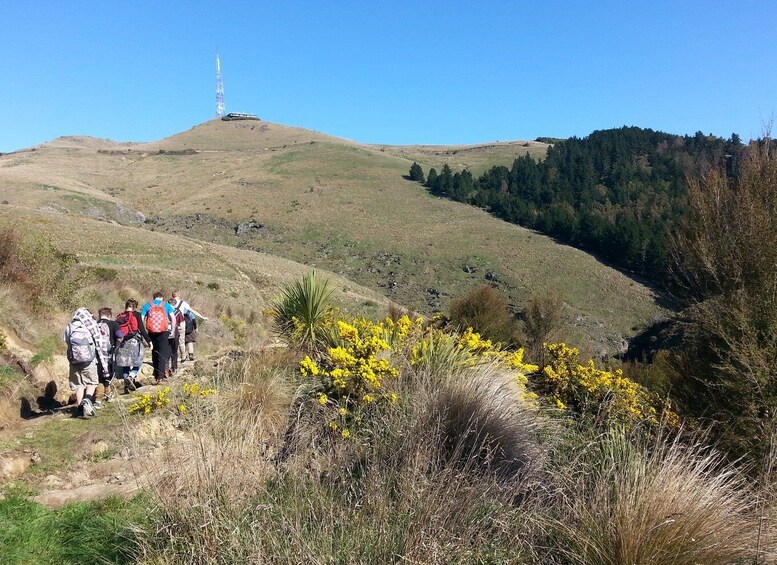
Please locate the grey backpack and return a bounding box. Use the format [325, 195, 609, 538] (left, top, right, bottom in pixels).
[67, 321, 96, 365]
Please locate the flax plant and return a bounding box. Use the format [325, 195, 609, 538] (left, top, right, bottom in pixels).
[270, 270, 334, 350]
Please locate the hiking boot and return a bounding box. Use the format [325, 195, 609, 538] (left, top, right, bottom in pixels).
[188, 353, 195, 361]
[133, 380, 143, 389]
[81, 398, 95, 418]
[124, 378, 137, 393]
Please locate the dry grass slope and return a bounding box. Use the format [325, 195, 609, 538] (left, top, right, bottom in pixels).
[0, 120, 665, 353]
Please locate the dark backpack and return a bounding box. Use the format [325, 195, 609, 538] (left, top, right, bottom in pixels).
[116, 311, 139, 339]
[185, 312, 197, 335]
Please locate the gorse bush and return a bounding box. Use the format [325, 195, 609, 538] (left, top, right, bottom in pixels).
[299, 317, 406, 439]
[270, 270, 334, 349]
[532, 343, 677, 429]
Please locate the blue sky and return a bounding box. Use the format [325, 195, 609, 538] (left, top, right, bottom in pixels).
[1, 1, 775, 152]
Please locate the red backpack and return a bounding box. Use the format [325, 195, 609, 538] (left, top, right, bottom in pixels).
[116, 311, 139, 338]
[146, 303, 169, 333]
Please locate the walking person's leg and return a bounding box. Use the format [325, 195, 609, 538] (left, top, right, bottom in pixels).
[149, 332, 168, 382]
[150, 331, 172, 382]
[177, 322, 185, 363]
[168, 337, 177, 374]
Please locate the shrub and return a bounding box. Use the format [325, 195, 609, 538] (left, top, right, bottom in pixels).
[270, 270, 334, 349]
[0, 225, 84, 310]
[532, 343, 677, 429]
[298, 317, 404, 440]
[449, 285, 519, 345]
[220, 313, 247, 347]
[90, 266, 118, 282]
[669, 140, 777, 459]
[523, 290, 563, 360]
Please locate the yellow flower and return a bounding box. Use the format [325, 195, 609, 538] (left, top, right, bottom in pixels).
[300, 356, 320, 376]
[341, 429, 351, 439]
[178, 404, 187, 414]
[318, 393, 328, 405]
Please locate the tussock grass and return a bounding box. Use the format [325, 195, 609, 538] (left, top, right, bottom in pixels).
[550, 427, 759, 565]
[424, 364, 545, 482]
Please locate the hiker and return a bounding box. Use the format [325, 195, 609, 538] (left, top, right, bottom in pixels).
[96, 307, 124, 402]
[169, 290, 208, 363]
[64, 307, 109, 418]
[115, 298, 150, 393]
[184, 310, 198, 361]
[141, 291, 176, 384]
[167, 295, 186, 375]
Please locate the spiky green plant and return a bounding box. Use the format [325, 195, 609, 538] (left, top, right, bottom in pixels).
[270, 270, 334, 350]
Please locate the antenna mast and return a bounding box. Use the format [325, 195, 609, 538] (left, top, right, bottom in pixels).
[216, 53, 225, 117]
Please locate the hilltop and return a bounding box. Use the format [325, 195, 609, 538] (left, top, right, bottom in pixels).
[0, 119, 665, 353]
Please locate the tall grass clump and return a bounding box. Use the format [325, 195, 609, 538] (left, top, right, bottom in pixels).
[270, 270, 334, 349]
[146, 353, 294, 563]
[550, 427, 758, 565]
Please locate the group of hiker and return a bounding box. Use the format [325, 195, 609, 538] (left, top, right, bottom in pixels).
[64, 291, 207, 418]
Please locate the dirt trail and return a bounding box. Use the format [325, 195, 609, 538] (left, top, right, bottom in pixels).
[1, 343, 200, 508]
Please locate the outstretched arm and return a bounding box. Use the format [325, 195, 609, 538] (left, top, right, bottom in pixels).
[187, 306, 208, 320]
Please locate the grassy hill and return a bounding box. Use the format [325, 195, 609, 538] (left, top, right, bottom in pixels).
[0, 120, 665, 353]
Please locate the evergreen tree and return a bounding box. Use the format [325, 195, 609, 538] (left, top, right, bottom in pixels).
[425, 168, 438, 188]
[408, 162, 425, 183]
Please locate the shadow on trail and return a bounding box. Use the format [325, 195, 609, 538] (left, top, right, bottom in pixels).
[20, 380, 65, 419]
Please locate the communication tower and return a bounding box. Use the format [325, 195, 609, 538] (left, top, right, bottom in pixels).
[216, 53, 226, 117]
